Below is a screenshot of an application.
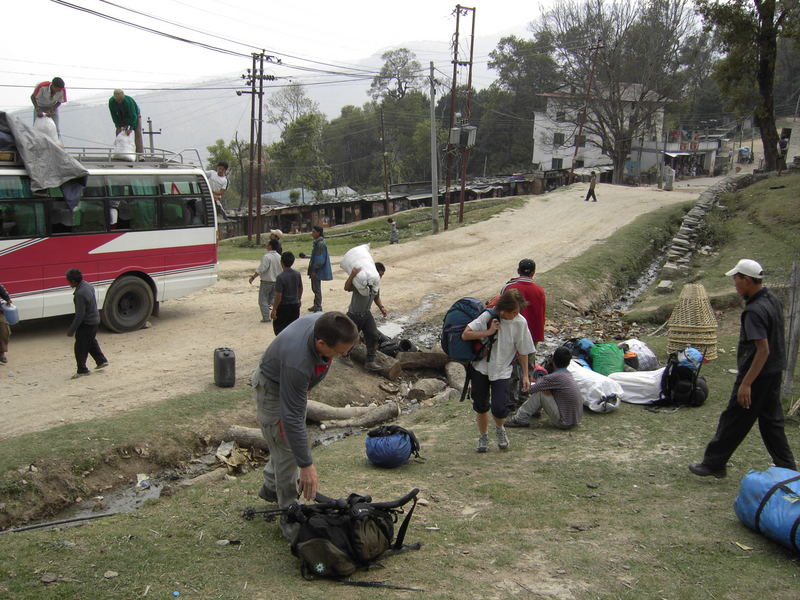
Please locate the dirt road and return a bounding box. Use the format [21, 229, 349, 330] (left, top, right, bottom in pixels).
[0, 179, 718, 439]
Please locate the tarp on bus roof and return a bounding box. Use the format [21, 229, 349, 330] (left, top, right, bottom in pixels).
[0, 111, 88, 192]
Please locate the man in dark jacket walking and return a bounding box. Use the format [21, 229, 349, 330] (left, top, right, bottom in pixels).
[66, 268, 108, 379]
[689, 259, 796, 478]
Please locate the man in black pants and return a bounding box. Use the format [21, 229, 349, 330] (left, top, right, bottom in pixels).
[689, 259, 796, 478]
[66, 268, 108, 379]
[344, 262, 388, 371]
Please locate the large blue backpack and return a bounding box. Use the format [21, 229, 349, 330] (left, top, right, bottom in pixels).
[441, 297, 489, 362]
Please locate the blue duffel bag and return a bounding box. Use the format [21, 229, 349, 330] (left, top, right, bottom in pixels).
[365, 425, 422, 468]
[734, 467, 800, 552]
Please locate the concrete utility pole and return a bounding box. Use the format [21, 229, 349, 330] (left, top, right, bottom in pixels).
[429, 61, 439, 234]
[143, 117, 161, 154]
[381, 107, 391, 215]
[457, 5, 476, 225]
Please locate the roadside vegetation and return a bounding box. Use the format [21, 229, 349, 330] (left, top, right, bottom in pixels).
[1, 177, 799, 598]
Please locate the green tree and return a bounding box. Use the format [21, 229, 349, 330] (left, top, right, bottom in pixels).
[369, 48, 423, 101]
[695, 0, 800, 169]
[269, 112, 331, 195]
[322, 104, 383, 191]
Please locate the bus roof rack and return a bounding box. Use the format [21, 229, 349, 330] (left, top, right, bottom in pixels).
[62, 146, 205, 169]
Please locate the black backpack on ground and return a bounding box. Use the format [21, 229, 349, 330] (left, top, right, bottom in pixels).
[287, 489, 422, 585]
[656, 351, 708, 407]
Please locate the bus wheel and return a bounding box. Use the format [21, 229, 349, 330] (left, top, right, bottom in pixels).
[101, 276, 154, 332]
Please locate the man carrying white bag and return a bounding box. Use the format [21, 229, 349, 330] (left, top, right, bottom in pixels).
[340, 244, 388, 371]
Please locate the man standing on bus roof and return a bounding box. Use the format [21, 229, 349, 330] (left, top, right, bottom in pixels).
[253, 311, 358, 541]
[108, 89, 144, 155]
[307, 225, 332, 313]
[206, 161, 229, 219]
[31, 77, 66, 136]
[65, 268, 108, 379]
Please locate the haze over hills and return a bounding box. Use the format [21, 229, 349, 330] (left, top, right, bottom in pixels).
[10, 30, 522, 166]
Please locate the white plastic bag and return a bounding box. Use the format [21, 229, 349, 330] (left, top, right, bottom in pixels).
[609, 368, 666, 404]
[567, 360, 623, 413]
[340, 244, 380, 295]
[620, 338, 659, 371]
[112, 132, 136, 162]
[33, 116, 59, 143]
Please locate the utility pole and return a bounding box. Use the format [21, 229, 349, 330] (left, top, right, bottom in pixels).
[429, 61, 439, 234]
[443, 4, 462, 231]
[457, 5, 475, 224]
[239, 52, 277, 244]
[143, 117, 161, 154]
[380, 107, 391, 216]
[569, 40, 603, 182]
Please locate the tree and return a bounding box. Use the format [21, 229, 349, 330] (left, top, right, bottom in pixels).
[269, 112, 331, 194]
[695, 0, 800, 169]
[266, 83, 319, 130]
[369, 48, 422, 101]
[323, 104, 383, 191]
[535, 0, 698, 183]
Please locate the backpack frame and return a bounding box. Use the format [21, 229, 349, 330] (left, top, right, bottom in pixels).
[656, 350, 707, 407]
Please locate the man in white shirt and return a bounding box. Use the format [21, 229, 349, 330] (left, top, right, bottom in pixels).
[249, 239, 282, 322]
[31, 77, 66, 136]
[206, 161, 229, 219]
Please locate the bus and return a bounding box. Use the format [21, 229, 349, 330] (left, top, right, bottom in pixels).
[0, 148, 218, 332]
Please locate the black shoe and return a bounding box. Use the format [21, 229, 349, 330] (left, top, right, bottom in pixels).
[258, 484, 278, 502]
[688, 463, 726, 479]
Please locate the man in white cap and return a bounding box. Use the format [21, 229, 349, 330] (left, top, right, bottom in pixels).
[269, 229, 283, 254]
[689, 259, 795, 478]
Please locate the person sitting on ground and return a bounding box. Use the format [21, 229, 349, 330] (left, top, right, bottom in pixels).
[270, 252, 303, 336]
[505, 346, 583, 430]
[344, 262, 388, 371]
[461, 288, 535, 453]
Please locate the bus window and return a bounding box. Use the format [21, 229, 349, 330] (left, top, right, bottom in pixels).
[0, 176, 32, 199]
[0, 201, 46, 238]
[162, 197, 205, 227]
[83, 175, 106, 198]
[73, 200, 107, 233]
[160, 175, 204, 195]
[108, 175, 158, 197]
[116, 198, 156, 230]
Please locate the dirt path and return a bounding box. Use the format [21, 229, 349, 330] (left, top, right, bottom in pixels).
[0, 179, 717, 439]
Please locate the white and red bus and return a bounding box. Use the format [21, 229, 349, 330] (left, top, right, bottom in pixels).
[0, 151, 217, 332]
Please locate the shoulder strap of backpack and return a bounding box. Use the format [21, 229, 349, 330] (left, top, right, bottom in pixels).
[459, 362, 472, 402]
[392, 494, 419, 550]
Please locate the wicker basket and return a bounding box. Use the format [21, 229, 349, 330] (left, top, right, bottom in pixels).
[667, 283, 718, 360]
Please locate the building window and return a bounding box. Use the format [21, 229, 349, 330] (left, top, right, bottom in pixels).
[575, 134, 586, 147]
[551, 158, 563, 170]
[555, 110, 566, 121]
[574, 159, 584, 168]
[553, 133, 565, 146]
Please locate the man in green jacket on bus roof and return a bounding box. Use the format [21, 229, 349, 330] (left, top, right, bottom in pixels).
[108, 88, 144, 156]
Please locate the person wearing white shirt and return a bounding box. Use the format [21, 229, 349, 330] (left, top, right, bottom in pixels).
[249, 239, 282, 322]
[206, 161, 229, 219]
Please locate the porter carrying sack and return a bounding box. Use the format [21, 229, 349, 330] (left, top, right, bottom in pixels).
[288, 489, 421, 580]
[365, 425, 421, 468]
[734, 467, 800, 552]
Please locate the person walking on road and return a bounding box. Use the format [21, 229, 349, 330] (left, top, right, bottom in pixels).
[689, 259, 796, 478]
[584, 171, 598, 202]
[66, 268, 108, 379]
[252, 312, 358, 541]
[249, 239, 282, 323]
[307, 225, 332, 312]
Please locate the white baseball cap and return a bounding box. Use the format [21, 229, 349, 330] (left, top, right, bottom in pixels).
[725, 259, 764, 278]
[269, 229, 283, 238]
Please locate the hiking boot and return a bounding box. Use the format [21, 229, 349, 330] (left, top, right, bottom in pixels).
[258, 484, 278, 502]
[364, 361, 382, 372]
[476, 433, 489, 453]
[504, 416, 530, 428]
[339, 356, 354, 367]
[688, 462, 726, 479]
[496, 426, 510, 450]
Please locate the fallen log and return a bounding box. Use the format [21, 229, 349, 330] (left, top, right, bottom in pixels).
[350, 345, 403, 380]
[395, 351, 449, 370]
[320, 402, 400, 430]
[307, 400, 373, 422]
[225, 425, 268, 452]
[179, 467, 228, 487]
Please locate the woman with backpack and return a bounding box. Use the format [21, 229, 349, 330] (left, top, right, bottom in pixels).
[461, 289, 535, 453]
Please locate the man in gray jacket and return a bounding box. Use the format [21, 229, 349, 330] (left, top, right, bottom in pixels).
[252, 311, 358, 541]
[66, 268, 108, 379]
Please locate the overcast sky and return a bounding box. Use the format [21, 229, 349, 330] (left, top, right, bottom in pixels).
[2, 0, 550, 111]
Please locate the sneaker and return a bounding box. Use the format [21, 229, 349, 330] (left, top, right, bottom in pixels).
[688, 462, 726, 479]
[496, 426, 510, 450]
[71, 371, 91, 379]
[476, 433, 489, 453]
[364, 361, 382, 371]
[95, 361, 109, 370]
[504, 416, 530, 428]
[258, 484, 278, 502]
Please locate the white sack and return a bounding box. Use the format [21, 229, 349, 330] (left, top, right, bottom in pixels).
[620, 338, 659, 371]
[33, 117, 59, 143]
[567, 359, 623, 413]
[340, 244, 380, 295]
[609, 368, 666, 404]
[112, 132, 136, 162]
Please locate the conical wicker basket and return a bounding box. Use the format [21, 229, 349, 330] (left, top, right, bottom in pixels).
[667, 283, 718, 360]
